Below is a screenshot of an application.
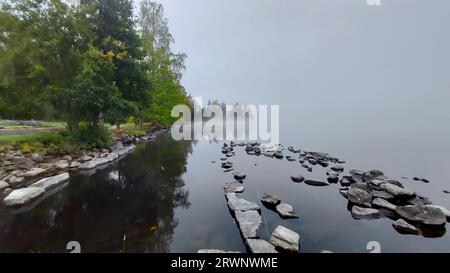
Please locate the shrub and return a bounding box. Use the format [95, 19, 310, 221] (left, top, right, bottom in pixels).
[72, 123, 112, 149]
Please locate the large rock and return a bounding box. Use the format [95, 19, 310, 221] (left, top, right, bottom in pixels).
[269, 225, 300, 252]
[372, 198, 397, 211]
[395, 205, 446, 226]
[228, 197, 260, 212]
[23, 167, 46, 177]
[380, 183, 414, 198]
[78, 153, 118, 170]
[29, 172, 69, 191]
[235, 210, 262, 238]
[276, 203, 298, 218]
[224, 182, 244, 193]
[116, 145, 135, 156]
[0, 181, 9, 191]
[392, 219, 421, 235]
[261, 193, 281, 206]
[426, 205, 450, 220]
[351, 206, 380, 219]
[3, 187, 45, 207]
[246, 239, 278, 253]
[304, 180, 329, 186]
[347, 188, 372, 207]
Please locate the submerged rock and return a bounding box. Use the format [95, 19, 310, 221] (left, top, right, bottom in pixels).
[3, 187, 46, 207]
[224, 182, 245, 193]
[351, 206, 380, 220]
[261, 193, 281, 206]
[276, 203, 299, 218]
[233, 172, 247, 181]
[304, 180, 329, 186]
[246, 239, 278, 253]
[269, 225, 300, 252]
[235, 210, 262, 238]
[290, 175, 305, 183]
[395, 205, 446, 226]
[392, 219, 421, 235]
[347, 188, 372, 207]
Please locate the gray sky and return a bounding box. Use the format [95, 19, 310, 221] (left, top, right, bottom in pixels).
[145, 0, 450, 140]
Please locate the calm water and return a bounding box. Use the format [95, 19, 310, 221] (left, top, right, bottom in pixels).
[0, 126, 449, 253]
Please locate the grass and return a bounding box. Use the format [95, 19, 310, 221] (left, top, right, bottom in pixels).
[0, 131, 76, 154]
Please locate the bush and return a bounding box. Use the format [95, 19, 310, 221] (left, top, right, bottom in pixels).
[72, 123, 112, 149]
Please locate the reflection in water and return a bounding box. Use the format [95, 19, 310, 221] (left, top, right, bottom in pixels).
[0, 134, 194, 252]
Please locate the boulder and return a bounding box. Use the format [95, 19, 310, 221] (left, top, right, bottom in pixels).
[351, 206, 380, 220]
[276, 203, 299, 218]
[347, 188, 372, 207]
[372, 198, 397, 211]
[380, 183, 414, 198]
[246, 239, 278, 253]
[392, 219, 421, 235]
[304, 180, 329, 186]
[395, 205, 446, 226]
[224, 182, 245, 193]
[23, 167, 46, 177]
[235, 210, 262, 238]
[261, 193, 281, 206]
[228, 197, 260, 212]
[269, 225, 300, 252]
[426, 205, 450, 220]
[3, 187, 45, 207]
[29, 172, 70, 191]
[372, 190, 394, 200]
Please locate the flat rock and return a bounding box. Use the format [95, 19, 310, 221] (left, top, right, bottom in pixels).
[380, 183, 414, 198]
[29, 172, 69, 191]
[228, 197, 260, 212]
[53, 160, 69, 169]
[347, 188, 372, 207]
[224, 182, 245, 193]
[269, 225, 300, 252]
[276, 203, 298, 218]
[225, 192, 237, 201]
[246, 239, 278, 253]
[23, 167, 46, 177]
[372, 198, 397, 211]
[261, 193, 281, 206]
[304, 180, 329, 186]
[3, 187, 46, 207]
[396, 205, 446, 226]
[372, 190, 394, 200]
[235, 210, 262, 238]
[290, 175, 305, 183]
[392, 219, 421, 235]
[351, 206, 380, 219]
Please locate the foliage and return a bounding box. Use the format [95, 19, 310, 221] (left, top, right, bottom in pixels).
[71, 122, 112, 149]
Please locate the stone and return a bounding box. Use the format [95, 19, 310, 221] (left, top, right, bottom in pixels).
[261, 193, 281, 206]
[235, 210, 262, 238]
[347, 188, 372, 206]
[392, 219, 421, 235]
[224, 182, 245, 193]
[3, 187, 46, 207]
[276, 203, 299, 218]
[269, 225, 300, 252]
[6, 175, 24, 186]
[23, 167, 46, 177]
[413, 177, 430, 183]
[327, 171, 339, 183]
[396, 205, 446, 226]
[15, 158, 34, 170]
[53, 160, 69, 169]
[321, 250, 334, 253]
[31, 153, 43, 162]
[331, 165, 344, 172]
[407, 195, 432, 206]
[351, 206, 380, 219]
[304, 180, 329, 186]
[80, 155, 93, 162]
[290, 175, 305, 183]
[246, 239, 278, 253]
[372, 190, 394, 200]
[340, 177, 352, 187]
[0, 181, 9, 191]
[225, 192, 237, 201]
[372, 198, 397, 211]
[29, 172, 70, 191]
[233, 172, 246, 181]
[380, 183, 414, 198]
[78, 153, 118, 170]
[350, 182, 372, 193]
[69, 161, 81, 168]
[197, 249, 240, 253]
[339, 188, 349, 198]
[364, 169, 384, 178]
[228, 197, 260, 212]
[426, 205, 450, 220]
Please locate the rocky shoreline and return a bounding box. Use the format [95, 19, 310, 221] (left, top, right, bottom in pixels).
[0, 128, 168, 212]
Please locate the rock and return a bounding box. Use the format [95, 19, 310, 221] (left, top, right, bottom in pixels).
[3, 187, 46, 207]
[340, 188, 349, 198]
[269, 225, 300, 252]
[233, 172, 246, 181]
[320, 250, 334, 253]
[340, 177, 352, 187]
[351, 206, 380, 219]
[276, 203, 299, 218]
[228, 197, 260, 212]
[392, 219, 421, 235]
[372, 190, 394, 200]
[274, 152, 284, 159]
[23, 167, 46, 177]
[407, 195, 432, 206]
[235, 210, 262, 238]
[396, 205, 446, 226]
[380, 183, 414, 198]
[53, 160, 69, 169]
[224, 182, 245, 193]
[197, 249, 240, 253]
[350, 169, 365, 176]
[80, 155, 93, 162]
[31, 153, 43, 162]
[426, 205, 450, 220]
[29, 172, 70, 191]
[69, 161, 81, 168]
[0, 181, 9, 191]
[327, 171, 339, 183]
[224, 168, 234, 173]
[304, 180, 329, 186]
[290, 175, 305, 183]
[307, 167, 312, 172]
[6, 175, 24, 187]
[413, 177, 430, 183]
[286, 156, 296, 161]
[347, 188, 372, 206]
[116, 145, 135, 156]
[331, 165, 344, 172]
[364, 169, 384, 178]
[246, 239, 278, 253]
[261, 193, 281, 206]
[350, 182, 372, 193]
[225, 193, 237, 201]
[78, 153, 118, 170]
[372, 198, 397, 211]
[443, 190, 450, 194]
[15, 158, 34, 170]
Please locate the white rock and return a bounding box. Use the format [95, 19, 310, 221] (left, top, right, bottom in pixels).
[379, 183, 414, 197]
[23, 167, 46, 177]
[3, 187, 45, 207]
[392, 219, 421, 235]
[29, 172, 69, 191]
[197, 249, 240, 253]
[227, 197, 260, 212]
[269, 225, 300, 252]
[224, 182, 244, 193]
[426, 205, 450, 219]
[246, 239, 278, 253]
[70, 161, 81, 168]
[53, 160, 69, 169]
[276, 203, 299, 218]
[0, 181, 9, 191]
[235, 210, 262, 238]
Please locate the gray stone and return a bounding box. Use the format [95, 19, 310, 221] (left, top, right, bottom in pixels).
[197, 249, 241, 253]
[290, 175, 305, 183]
[228, 197, 260, 212]
[0, 181, 9, 191]
[347, 188, 372, 206]
[233, 172, 247, 180]
[276, 203, 299, 218]
[340, 188, 349, 198]
[372, 190, 394, 200]
[396, 205, 446, 226]
[80, 155, 93, 162]
[304, 180, 329, 186]
[235, 210, 262, 238]
[351, 206, 380, 219]
[23, 167, 46, 177]
[246, 239, 278, 253]
[224, 182, 244, 193]
[372, 198, 397, 211]
[53, 160, 69, 169]
[29, 172, 70, 191]
[69, 161, 81, 168]
[426, 205, 450, 220]
[269, 225, 300, 252]
[225, 192, 237, 201]
[392, 219, 421, 235]
[3, 187, 46, 207]
[380, 183, 414, 198]
[261, 193, 281, 206]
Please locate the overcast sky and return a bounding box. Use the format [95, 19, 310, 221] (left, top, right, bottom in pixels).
[141, 0, 450, 139]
